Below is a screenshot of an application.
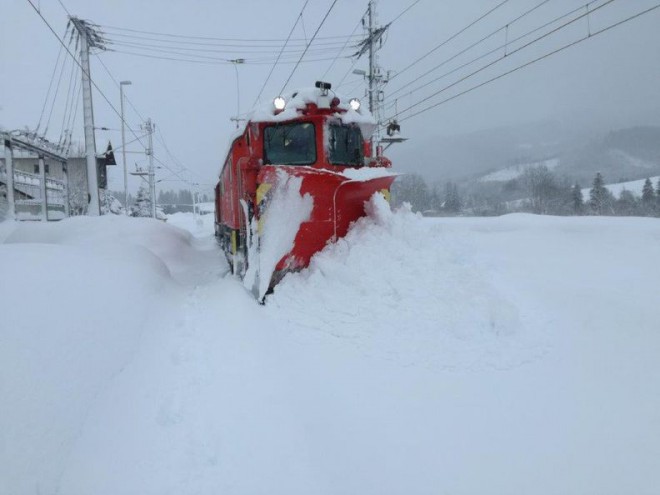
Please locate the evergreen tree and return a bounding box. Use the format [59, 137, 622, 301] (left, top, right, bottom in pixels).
[589, 172, 613, 215]
[616, 189, 638, 216]
[100, 190, 124, 215]
[641, 178, 655, 203]
[571, 183, 584, 215]
[391, 174, 430, 212]
[130, 185, 153, 217]
[641, 178, 655, 215]
[443, 181, 462, 214]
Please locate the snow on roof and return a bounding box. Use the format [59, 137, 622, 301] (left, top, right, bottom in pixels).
[249, 87, 375, 127]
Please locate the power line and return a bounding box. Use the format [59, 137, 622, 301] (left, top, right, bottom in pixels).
[35, 35, 65, 134]
[25, 0, 148, 151]
[104, 38, 350, 57]
[321, 7, 367, 81]
[93, 53, 202, 185]
[385, 0, 595, 109]
[393, 3, 660, 124]
[388, 0, 423, 24]
[389, 0, 511, 82]
[106, 48, 347, 66]
[43, 41, 72, 137]
[387, 0, 554, 100]
[59, 46, 81, 144]
[384, 0, 616, 122]
[97, 23, 363, 43]
[100, 30, 356, 49]
[253, 0, 310, 107]
[280, 0, 340, 94]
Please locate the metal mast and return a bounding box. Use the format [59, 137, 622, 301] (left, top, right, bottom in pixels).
[355, 1, 389, 156]
[70, 17, 106, 216]
[145, 119, 157, 219]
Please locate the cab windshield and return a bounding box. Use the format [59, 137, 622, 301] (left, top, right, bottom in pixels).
[263, 122, 316, 165]
[328, 124, 364, 166]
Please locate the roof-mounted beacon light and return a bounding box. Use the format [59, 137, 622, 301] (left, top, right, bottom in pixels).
[315, 80, 332, 96]
[273, 96, 286, 111]
[349, 98, 361, 111]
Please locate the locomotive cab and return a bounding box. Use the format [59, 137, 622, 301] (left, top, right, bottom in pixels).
[215, 82, 396, 299]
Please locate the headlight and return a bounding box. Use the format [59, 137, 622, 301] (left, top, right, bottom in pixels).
[349, 98, 361, 111]
[273, 96, 286, 110]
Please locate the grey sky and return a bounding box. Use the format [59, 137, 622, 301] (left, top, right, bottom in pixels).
[2, 0, 659, 192]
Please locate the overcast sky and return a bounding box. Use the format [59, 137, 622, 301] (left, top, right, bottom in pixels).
[2, 0, 659, 193]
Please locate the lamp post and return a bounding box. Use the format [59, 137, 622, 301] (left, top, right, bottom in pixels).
[120, 80, 132, 215]
[229, 58, 245, 128]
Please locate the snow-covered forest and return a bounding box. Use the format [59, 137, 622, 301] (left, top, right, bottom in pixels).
[394, 170, 660, 217]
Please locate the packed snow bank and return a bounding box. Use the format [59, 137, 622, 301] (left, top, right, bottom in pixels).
[269, 195, 539, 370]
[2, 210, 659, 495]
[0, 217, 191, 495]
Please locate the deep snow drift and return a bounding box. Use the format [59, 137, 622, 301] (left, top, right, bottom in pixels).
[1, 207, 659, 495]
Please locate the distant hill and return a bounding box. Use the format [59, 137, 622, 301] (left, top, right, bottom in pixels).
[389, 123, 660, 188]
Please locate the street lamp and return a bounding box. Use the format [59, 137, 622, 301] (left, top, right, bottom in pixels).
[120, 80, 132, 215]
[229, 58, 245, 128]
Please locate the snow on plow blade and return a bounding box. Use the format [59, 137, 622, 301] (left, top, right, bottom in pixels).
[246, 165, 396, 299]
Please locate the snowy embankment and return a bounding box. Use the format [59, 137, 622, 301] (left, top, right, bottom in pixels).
[1, 207, 659, 495]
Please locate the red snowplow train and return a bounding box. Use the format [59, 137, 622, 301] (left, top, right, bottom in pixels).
[214, 81, 396, 298]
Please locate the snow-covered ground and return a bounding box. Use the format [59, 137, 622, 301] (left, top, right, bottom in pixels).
[1, 207, 659, 495]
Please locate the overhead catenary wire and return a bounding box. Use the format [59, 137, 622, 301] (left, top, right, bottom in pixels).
[387, 0, 555, 100]
[92, 53, 202, 186]
[96, 23, 363, 43]
[253, 0, 310, 108]
[25, 0, 150, 155]
[101, 33, 356, 51]
[383, 0, 616, 122]
[106, 48, 348, 66]
[389, 0, 512, 82]
[390, 2, 660, 125]
[99, 29, 358, 49]
[279, 0, 340, 94]
[388, 0, 423, 24]
[104, 38, 352, 58]
[58, 48, 81, 144]
[35, 36, 65, 135]
[384, 0, 600, 110]
[52, 0, 192, 182]
[43, 42, 72, 138]
[320, 7, 367, 81]
[63, 82, 83, 152]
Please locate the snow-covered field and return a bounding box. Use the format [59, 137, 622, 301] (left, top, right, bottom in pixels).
[1, 207, 659, 495]
[479, 157, 560, 182]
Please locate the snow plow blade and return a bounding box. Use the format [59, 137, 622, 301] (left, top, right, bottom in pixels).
[253, 165, 396, 293]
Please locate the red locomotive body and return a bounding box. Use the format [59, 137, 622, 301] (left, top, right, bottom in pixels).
[215, 83, 396, 298]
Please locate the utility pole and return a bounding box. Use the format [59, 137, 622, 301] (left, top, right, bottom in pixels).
[356, 0, 389, 157]
[70, 17, 106, 216]
[145, 118, 157, 219]
[38, 155, 48, 221]
[229, 58, 246, 129]
[120, 80, 132, 215]
[3, 138, 15, 220]
[367, 1, 376, 119]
